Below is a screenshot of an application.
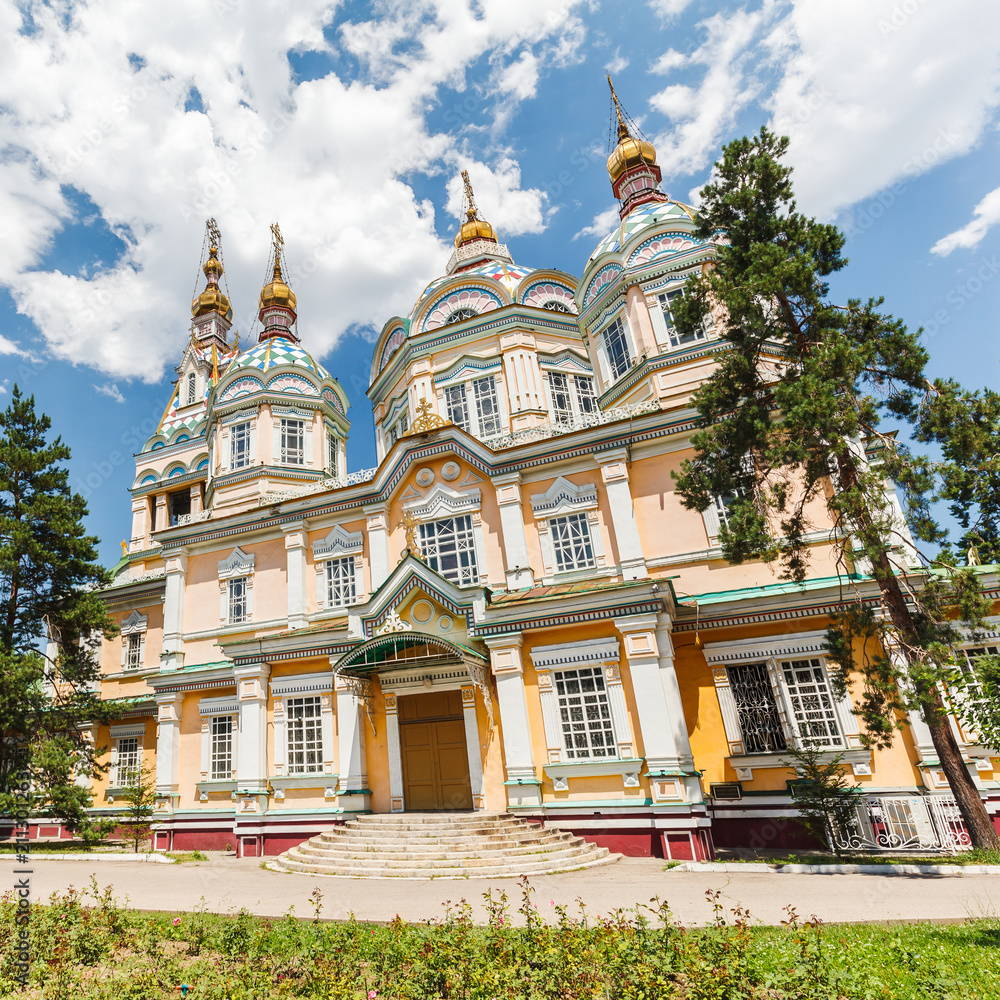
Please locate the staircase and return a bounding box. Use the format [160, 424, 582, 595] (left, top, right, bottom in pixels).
[269, 813, 619, 878]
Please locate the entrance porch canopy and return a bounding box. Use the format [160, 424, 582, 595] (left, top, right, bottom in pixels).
[332, 631, 488, 677]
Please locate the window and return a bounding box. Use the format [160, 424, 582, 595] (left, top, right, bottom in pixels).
[549, 512, 596, 572]
[445, 384, 470, 431]
[286, 696, 323, 774]
[658, 287, 716, 349]
[418, 515, 479, 585]
[210, 716, 233, 780]
[324, 556, 357, 608]
[555, 667, 617, 759]
[231, 421, 251, 469]
[543, 300, 572, 313]
[228, 576, 249, 624]
[168, 490, 191, 526]
[549, 373, 572, 423]
[575, 376, 596, 414]
[186, 372, 197, 405]
[327, 433, 339, 474]
[473, 377, 501, 436]
[780, 658, 843, 747]
[125, 632, 143, 670]
[727, 661, 787, 754]
[602, 316, 633, 379]
[280, 418, 305, 465]
[385, 411, 409, 449]
[954, 645, 997, 739]
[445, 306, 477, 324]
[116, 737, 141, 786]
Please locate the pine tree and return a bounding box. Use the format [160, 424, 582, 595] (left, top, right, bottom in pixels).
[0, 384, 116, 830]
[672, 128, 1000, 849]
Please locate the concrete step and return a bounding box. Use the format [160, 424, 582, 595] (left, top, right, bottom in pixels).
[270, 813, 620, 879]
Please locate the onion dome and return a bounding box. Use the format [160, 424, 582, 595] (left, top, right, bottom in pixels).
[191, 245, 233, 320]
[607, 131, 658, 184]
[259, 258, 297, 312]
[605, 75, 668, 219]
[258, 222, 298, 342]
[454, 170, 498, 248]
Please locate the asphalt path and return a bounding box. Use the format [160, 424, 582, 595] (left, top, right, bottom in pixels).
[9, 855, 1000, 926]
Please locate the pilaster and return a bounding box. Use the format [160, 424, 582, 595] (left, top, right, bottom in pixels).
[596, 449, 648, 580]
[333, 668, 371, 811]
[492, 473, 534, 589]
[284, 520, 308, 629]
[385, 692, 404, 812]
[154, 692, 185, 810]
[365, 504, 390, 591]
[233, 662, 270, 810]
[160, 546, 188, 671]
[462, 684, 487, 810]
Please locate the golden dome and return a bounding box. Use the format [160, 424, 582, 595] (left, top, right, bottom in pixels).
[607, 135, 657, 183]
[454, 216, 497, 248]
[191, 246, 233, 319]
[259, 260, 297, 312]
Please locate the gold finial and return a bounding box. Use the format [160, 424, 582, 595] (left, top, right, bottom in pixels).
[405, 397, 451, 435]
[605, 76, 659, 185]
[121, 540, 129, 557]
[607, 74, 630, 143]
[398, 511, 423, 562]
[210, 342, 219, 384]
[461, 170, 479, 222]
[208, 217, 222, 249]
[454, 171, 498, 248]
[192, 217, 232, 320]
[258, 221, 297, 317]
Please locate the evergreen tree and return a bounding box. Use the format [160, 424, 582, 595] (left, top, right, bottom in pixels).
[0, 384, 115, 829]
[672, 128, 1000, 848]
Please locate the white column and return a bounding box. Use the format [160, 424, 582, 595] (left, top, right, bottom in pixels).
[234, 662, 270, 804]
[462, 684, 486, 810]
[597, 449, 648, 580]
[492, 473, 534, 589]
[616, 614, 701, 803]
[486, 637, 541, 807]
[154, 692, 184, 807]
[365, 504, 390, 591]
[154, 494, 167, 533]
[334, 671, 370, 810]
[130, 497, 148, 549]
[190, 483, 203, 514]
[160, 546, 188, 671]
[284, 520, 308, 629]
[385, 692, 404, 812]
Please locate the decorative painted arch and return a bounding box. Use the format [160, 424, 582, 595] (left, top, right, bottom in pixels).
[218, 374, 265, 403]
[419, 286, 504, 333]
[581, 263, 624, 308]
[165, 464, 186, 479]
[175, 434, 190, 443]
[520, 279, 577, 313]
[192, 455, 209, 472]
[265, 372, 319, 397]
[137, 473, 157, 486]
[150, 440, 166, 450]
[321, 385, 347, 415]
[332, 631, 487, 677]
[626, 232, 703, 268]
[377, 322, 408, 374]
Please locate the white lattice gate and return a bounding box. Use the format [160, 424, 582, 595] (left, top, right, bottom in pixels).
[833, 794, 972, 853]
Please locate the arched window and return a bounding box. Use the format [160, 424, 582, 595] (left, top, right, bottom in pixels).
[186, 372, 197, 405]
[445, 307, 478, 325]
[543, 300, 572, 313]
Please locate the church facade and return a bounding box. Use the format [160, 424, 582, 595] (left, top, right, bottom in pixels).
[88, 97, 1000, 859]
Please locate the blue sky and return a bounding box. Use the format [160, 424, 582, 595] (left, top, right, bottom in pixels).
[1, 0, 999, 570]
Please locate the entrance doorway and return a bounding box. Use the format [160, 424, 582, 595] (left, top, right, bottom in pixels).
[399, 690, 472, 811]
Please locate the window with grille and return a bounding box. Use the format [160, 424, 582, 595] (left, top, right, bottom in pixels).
[446, 307, 477, 324]
[327, 433, 339, 473]
[549, 512, 596, 572]
[543, 300, 572, 313]
[228, 576, 248, 624]
[324, 556, 357, 608]
[445, 384, 470, 431]
[575, 376, 596, 414]
[210, 716, 233, 780]
[955, 646, 998, 738]
[549, 372, 572, 423]
[125, 632, 143, 670]
[712, 491, 742, 531]
[418, 515, 478, 585]
[658, 287, 716, 349]
[473, 377, 501, 436]
[602, 317, 633, 379]
[186, 372, 197, 404]
[555, 667, 617, 759]
[116, 737, 141, 786]
[727, 661, 787, 754]
[780, 657, 843, 747]
[280, 418, 305, 464]
[230, 421, 251, 469]
[286, 696, 322, 774]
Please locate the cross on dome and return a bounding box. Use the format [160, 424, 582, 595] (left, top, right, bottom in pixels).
[257, 221, 299, 343]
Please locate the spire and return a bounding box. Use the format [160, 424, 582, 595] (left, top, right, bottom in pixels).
[446, 170, 514, 275]
[257, 222, 298, 342]
[605, 76, 668, 219]
[191, 218, 233, 351]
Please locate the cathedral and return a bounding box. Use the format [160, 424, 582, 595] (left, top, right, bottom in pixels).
[86, 88, 999, 859]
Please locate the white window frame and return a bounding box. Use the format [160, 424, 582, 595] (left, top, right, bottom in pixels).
[218, 410, 257, 473]
[597, 314, 635, 382]
[385, 409, 409, 450]
[109, 725, 145, 788]
[324, 557, 357, 609]
[472, 376, 502, 436]
[440, 374, 506, 439]
[198, 697, 238, 785]
[649, 284, 718, 351]
[280, 417, 305, 465]
[119, 610, 148, 671]
[553, 666, 619, 760]
[270, 675, 335, 781]
[549, 511, 597, 572]
[210, 716, 233, 779]
[419, 514, 480, 586]
[285, 695, 324, 774]
[404, 486, 489, 587]
[326, 429, 341, 476]
[218, 547, 255, 625]
[313, 525, 365, 610]
[230, 420, 252, 470]
[227, 576, 249, 624]
[953, 642, 1000, 743]
[186, 371, 197, 405]
[530, 477, 607, 584]
[704, 631, 861, 764]
[272, 407, 313, 468]
[544, 371, 598, 426]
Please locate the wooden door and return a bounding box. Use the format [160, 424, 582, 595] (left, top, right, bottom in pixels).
[399, 690, 472, 811]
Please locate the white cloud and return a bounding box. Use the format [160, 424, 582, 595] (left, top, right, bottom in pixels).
[573, 205, 619, 242]
[649, 0, 696, 21]
[446, 157, 550, 236]
[604, 49, 629, 75]
[0, 333, 25, 356]
[0, 0, 587, 383]
[931, 184, 1000, 256]
[93, 382, 125, 403]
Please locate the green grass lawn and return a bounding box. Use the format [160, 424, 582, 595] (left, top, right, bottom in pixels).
[2, 876, 998, 998]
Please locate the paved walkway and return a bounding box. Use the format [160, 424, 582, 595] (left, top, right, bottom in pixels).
[13, 854, 1000, 926]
